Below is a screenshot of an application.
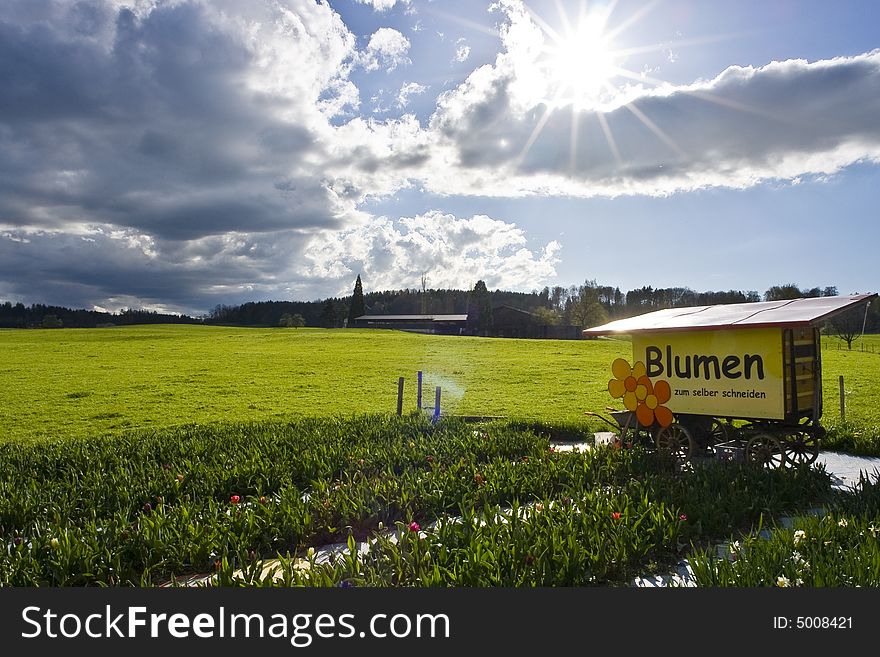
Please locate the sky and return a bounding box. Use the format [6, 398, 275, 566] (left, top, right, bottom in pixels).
[0, 0, 878, 315]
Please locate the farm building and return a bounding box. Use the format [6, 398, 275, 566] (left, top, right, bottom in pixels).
[353, 306, 582, 338]
[352, 314, 468, 334]
[492, 305, 582, 339]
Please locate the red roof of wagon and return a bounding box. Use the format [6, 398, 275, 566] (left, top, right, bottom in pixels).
[583, 294, 877, 336]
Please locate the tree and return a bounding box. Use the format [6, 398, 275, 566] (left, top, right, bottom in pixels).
[466, 280, 493, 336]
[420, 274, 428, 314]
[764, 284, 803, 301]
[827, 304, 870, 350]
[279, 313, 305, 328]
[550, 286, 567, 312]
[531, 306, 559, 326]
[570, 280, 608, 328]
[347, 274, 365, 326]
[319, 299, 338, 328]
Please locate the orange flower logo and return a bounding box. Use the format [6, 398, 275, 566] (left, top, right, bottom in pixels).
[607, 358, 673, 427]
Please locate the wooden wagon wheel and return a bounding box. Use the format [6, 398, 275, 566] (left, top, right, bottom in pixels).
[784, 431, 820, 466]
[746, 433, 786, 470]
[655, 423, 694, 462]
[708, 418, 729, 447]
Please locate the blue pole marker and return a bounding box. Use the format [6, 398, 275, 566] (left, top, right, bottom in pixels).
[432, 386, 441, 423]
[417, 371, 423, 410]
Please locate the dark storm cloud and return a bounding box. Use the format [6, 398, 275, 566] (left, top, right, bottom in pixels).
[0, 0, 346, 241]
[0, 226, 316, 314]
[0, 0, 374, 311]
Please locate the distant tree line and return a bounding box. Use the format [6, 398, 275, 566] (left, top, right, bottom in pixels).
[0, 302, 199, 329]
[204, 279, 880, 335]
[4, 280, 877, 334]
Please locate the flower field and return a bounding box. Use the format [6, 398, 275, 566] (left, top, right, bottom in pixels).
[0, 415, 839, 586]
[690, 474, 880, 586]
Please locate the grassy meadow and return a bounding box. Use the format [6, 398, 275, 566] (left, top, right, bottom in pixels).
[1, 326, 879, 442]
[1, 326, 879, 586]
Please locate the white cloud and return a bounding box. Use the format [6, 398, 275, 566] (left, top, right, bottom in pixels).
[422, 1, 880, 198]
[300, 211, 561, 294]
[396, 81, 429, 108]
[453, 38, 471, 63]
[358, 27, 411, 72]
[353, 0, 410, 12]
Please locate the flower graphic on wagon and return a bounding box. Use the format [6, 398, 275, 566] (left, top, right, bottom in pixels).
[607, 358, 674, 427]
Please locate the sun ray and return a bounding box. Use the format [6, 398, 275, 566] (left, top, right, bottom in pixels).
[569, 105, 580, 173]
[613, 32, 744, 59]
[623, 101, 686, 158]
[610, 66, 673, 88]
[596, 111, 623, 168]
[524, 5, 565, 47]
[552, 0, 576, 40]
[603, 0, 659, 42]
[683, 88, 794, 124]
[421, 7, 502, 40]
[608, 65, 789, 125]
[516, 103, 556, 168]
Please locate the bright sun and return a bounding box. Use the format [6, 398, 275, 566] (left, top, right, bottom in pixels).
[543, 14, 618, 109]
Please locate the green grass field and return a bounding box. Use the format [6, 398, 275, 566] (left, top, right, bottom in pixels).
[1, 325, 879, 442]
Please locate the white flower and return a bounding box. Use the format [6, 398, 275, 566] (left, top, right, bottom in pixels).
[793, 530, 806, 545]
[790, 551, 810, 570]
[868, 524, 878, 537]
[776, 575, 791, 587]
[306, 547, 315, 558]
[838, 518, 849, 527]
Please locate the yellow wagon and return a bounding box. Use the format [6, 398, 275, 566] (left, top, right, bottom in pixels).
[583, 294, 876, 468]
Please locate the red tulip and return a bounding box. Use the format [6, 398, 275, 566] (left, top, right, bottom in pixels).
[408, 521, 421, 532]
[679, 514, 688, 521]
[230, 495, 240, 504]
[611, 512, 621, 520]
